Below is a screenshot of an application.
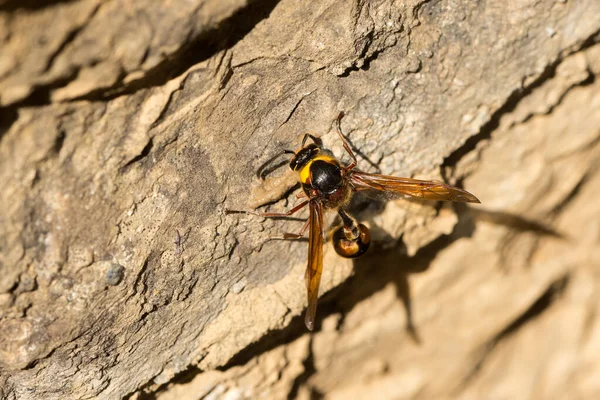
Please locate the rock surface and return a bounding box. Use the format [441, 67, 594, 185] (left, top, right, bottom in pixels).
[0, 0, 599, 399]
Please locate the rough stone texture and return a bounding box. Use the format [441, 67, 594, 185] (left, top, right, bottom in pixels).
[0, 0, 249, 105]
[0, 0, 599, 399]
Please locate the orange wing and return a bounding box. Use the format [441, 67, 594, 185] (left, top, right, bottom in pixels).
[304, 200, 324, 331]
[349, 170, 480, 203]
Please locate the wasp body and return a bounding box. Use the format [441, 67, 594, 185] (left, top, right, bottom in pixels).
[230, 114, 480, 330]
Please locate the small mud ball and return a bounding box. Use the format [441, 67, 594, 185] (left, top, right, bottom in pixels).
[106, 263, 125, 286]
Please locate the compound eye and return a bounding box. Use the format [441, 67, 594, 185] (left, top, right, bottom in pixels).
[333, 224, 371, 258]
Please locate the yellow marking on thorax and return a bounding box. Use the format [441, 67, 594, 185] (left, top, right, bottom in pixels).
[299, 154, 338, 184]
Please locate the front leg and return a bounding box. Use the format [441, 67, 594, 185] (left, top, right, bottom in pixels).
[334, 112, 358, 171]
[225, 200, 309, 218]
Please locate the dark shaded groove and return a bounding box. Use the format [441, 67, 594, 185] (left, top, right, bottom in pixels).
[52, 129, 66, 156]
[135, 314, 315, 399]
[133, 366, 201, 400]
[132, 255, 151, 295]
[218, 313, 311, 371]
[0, 105, 18, 143]
[0, 0, 78, 11]
[443, 29, 600, 169]
[0, 70, 80, 110]
[456, 273, 570, 392]
[2, 0, 281, 108]
[75, 0, 282, 102]
[279, 94, 308, 128]
[413, 0, 436, 20]
[500, 275, 569, 338]
[338, 48, 382, 77]
[218, 53, 234, 90]
[23, 346, 57, 370]
[0, 3, 101, 110]
[550, 168, 594, 217]
[520, 67, 596, 126]
[138, 304, 158, 324]
[43, 4, 101, 74]
[287, 338, 317, 400]
[120, 138, 154, 172]
[309, 388, 325, 400]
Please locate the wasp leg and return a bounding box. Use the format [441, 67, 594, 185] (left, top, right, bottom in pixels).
[225, 200, 309, 218]
[301, 133, 323, 147]
[334, 112, 358, 171]
[266, 218, 310, 241]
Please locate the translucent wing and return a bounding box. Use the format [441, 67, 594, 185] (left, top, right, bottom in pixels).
[304, 200, 324, 331]
[349, 170, 480, 203]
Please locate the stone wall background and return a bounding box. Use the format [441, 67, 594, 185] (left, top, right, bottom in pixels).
[1, 0, 599, 399]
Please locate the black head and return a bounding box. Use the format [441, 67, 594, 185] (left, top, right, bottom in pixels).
[289, 143, 320, 171]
